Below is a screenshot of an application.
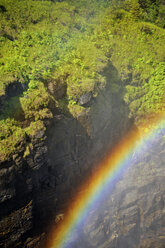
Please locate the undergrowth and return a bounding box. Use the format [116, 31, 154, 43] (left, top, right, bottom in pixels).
[0, 0, 164, 161]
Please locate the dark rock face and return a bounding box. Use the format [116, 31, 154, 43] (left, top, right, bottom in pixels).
[46, 73, 131, 213]
[0, 65, 132, 247]
[68, 134, 165, 248]
[0, 130, 56, 248]
[79, 92, 92, 105]
[0, 201, 33, 248]
[1, 64, 164, 248]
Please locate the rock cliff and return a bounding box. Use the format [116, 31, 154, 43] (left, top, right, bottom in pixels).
[0, 65, 132, 247]
[0, 1, 164, 247]
[68, 132, 165, 248]
[0, 65, 164, 248]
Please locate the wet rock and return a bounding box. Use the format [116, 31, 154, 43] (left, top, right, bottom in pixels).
[73, 135, 165, 248]
[0, 130, 56, 247]
[0, 201, 33, 248]
[24, 233, 45, 248]
[79, 92, 92, 105]
[0, 64, 146, 248]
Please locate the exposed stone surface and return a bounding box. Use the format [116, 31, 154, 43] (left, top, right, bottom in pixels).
[79, 92, 92, 105]
[68, 134, 165, 248]
[1, 64, 164, 248]
[46, 69, 131, 213]
[0, 129, 56, 248]
[0, 65, 132, 247]
[0, 201, 33, 248]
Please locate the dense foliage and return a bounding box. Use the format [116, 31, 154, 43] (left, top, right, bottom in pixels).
[0, 0, 164, 161]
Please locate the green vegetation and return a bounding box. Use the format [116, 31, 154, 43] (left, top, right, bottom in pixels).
[0, 0, 164, 161]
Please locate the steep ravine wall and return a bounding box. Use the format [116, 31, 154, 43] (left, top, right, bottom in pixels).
[0, 68, 132, 248]
[1, 64, 164, 248]
[0, 129, 52, 248]
[46, 82, 131, 212]
[68, 133, 165, 248]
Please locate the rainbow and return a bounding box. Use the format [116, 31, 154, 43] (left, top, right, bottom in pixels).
[46, 113, 165, 248]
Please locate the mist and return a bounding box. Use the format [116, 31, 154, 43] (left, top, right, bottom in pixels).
[59, 128, 165, 248]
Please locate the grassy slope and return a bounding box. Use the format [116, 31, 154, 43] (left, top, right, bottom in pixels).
[0, 0, 164, 161]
